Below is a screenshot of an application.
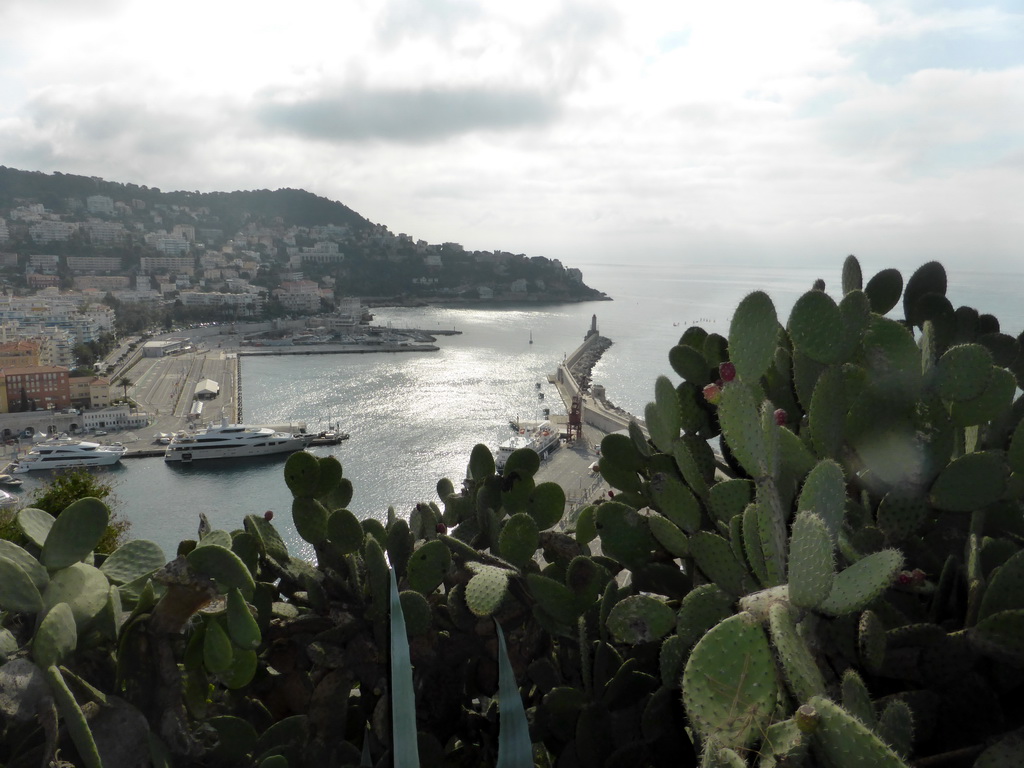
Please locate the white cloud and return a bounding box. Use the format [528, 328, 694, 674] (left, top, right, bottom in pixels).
[0, 0, 1020, 268]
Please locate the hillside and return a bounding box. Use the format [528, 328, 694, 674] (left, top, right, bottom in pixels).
[0, 166, 608, 304]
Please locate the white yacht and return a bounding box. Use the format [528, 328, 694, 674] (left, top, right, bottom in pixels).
[164, 420, 315, 463]
[495, 420, 560, 472]
[9, 439, 127, 473]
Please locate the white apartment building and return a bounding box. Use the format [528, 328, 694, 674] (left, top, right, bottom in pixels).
[0, 218, 9, 244]
[145, 233, 190, 255]
[86, 195, 115, 215]
[83, 220, 128, 245]
[67, 255, 123, 273]
[29, 220, 77, 243]
[273, 280, 321, 313]
[28, 254, 60, 273]
[140, 256, 194, 275]
[179, 291, 264, 316]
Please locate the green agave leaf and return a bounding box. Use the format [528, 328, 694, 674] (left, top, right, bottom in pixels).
[390, 567, 420, 768]
[495, 620, 533, 768]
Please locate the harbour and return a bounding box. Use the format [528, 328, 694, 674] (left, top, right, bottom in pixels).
[8, 260, 1022, 560]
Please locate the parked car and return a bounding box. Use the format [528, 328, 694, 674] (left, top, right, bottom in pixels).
[94, 430, 108, 436]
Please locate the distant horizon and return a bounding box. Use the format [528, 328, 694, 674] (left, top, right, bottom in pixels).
[4, 163, 1020, 279]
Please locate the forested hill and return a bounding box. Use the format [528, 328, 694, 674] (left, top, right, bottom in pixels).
[0, 166, 371, 235]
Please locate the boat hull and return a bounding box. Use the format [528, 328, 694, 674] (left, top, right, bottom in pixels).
[164, 433, 313, 463]
[11, 451, 125, 473]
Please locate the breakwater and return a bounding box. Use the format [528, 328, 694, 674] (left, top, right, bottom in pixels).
[552, 322, 646, 436]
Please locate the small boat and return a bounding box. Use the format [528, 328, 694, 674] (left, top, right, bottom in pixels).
[0, 474, 23, 488]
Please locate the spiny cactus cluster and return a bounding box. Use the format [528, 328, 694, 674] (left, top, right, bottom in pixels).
[585, 256, 1024, 766]
[0, 256, 1020, 768]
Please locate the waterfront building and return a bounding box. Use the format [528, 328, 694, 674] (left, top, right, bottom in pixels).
[0, 365, 72, 412]
[69, 375, 112, 410]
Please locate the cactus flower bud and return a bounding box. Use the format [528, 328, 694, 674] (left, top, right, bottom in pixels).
[264, 510, 274, 521]
[774, 408, 787, 425]
[435, 522, 447, 534]
[719, 361, 736, 382]
[703, 383, 722, 404]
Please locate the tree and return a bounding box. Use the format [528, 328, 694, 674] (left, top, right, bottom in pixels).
[116, 375, 133, 400]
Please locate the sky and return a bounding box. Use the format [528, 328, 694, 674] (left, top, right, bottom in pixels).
[0, 0, 1021, 273]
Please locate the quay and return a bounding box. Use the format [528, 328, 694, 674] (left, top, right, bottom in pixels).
[532, 316, 647, 516]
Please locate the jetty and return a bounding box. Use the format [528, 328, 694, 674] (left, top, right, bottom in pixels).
[531, 315, 647, 516]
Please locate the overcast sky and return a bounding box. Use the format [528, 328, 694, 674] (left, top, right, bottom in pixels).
[0, 0, 1021, 271]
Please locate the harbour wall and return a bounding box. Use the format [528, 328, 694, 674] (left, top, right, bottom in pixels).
[552, 331, 645, 436]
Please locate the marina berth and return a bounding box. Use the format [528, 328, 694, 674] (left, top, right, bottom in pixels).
[164, 419, 316, 463]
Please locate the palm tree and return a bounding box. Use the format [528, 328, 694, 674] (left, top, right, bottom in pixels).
[116, 375, 133, 401]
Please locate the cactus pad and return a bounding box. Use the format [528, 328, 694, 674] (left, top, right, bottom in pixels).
[33, 602, 77, 668]
[499, 512, 540, 569]
[768, 601, 826, 702]
[797, 459, 846, 544]
[646, 379, 683, 465]
[808, 695, 908, 767]
[648, 514, 690, 558]
[729, 291, 780, 382]
[187, 544, 256, 599]
[468, 443, 496, 480]
[465, 562, 511, 617]
[650, 472, 702, 532]
[858, 609, 887, 674]
[864, 268, 904, 314]
[41, 562, 109, 629]
[788, 511, 835, 611]
[607, 594, 675, 644]
[717, 381, 768, 477]
[326, 508, 364, 555]
[903, 261, 947, 328]
[594, 501, 655, 569]
[690, 531, 756, 597]
[399, 590, 433, 635]
[708, 479, 754, 527]
[949, 366, 1016, 427]
[39, 497, 109, 570]
[789, 290, 845, 364]
[842, 254, 863, 294]
[877, 699, 914, 758]
[406, 539, 452, 596]
[291, 496, 329, 545]
[0, 557, 44, 614]
[935, 344, 994, 402]
[526, 482, 566, 531]
[16, 507, 55, 549]
[819, 549, 903, 616]
[929, 450, 1007, 512]
[99, 539, 166, 585]
[283, 451, 320, 497]
[669, 344, 713, 386]
[681, 612, 779, 751]
[226, 588, 261, 651]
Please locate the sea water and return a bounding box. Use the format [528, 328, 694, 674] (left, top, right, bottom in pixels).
[14, 259, 1024, 561]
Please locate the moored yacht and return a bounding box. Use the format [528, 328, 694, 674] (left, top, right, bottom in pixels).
[9, 439, 127, 473]
[164, 419, 315, 463]
[495, 420, 560, 472]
